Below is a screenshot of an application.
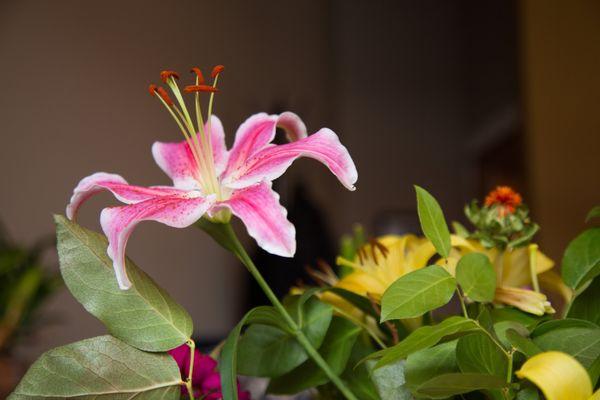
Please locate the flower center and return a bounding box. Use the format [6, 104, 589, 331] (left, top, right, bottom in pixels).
[484, 186, 522, 215]
[149, 66, 225, 198]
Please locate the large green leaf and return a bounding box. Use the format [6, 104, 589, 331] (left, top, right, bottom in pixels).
[372, 316, 480, 368]
[490, 307, 548, 331]
[456, 253, 496, 302]
[267, 317, 361, 394]
[532, 319, 600, 369]
[219, 306, 284, 400]
[237, 296, 332, 377]
[567, 277, 600, 326]
[405, 341, 458, 391]
[411, 373, 506, 399]
[9, 335, 181, 399]
[505, 328, 542, 358]
[562, 227, 600, 289]
[456, 332, 507, 378]
[381, 265, 456, 321]
[55, 215, 192, 352]
[415, 186, 451, 258]
[370, 360, 413, 400]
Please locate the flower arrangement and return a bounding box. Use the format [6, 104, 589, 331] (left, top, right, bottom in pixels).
[8, 66, 600, 400]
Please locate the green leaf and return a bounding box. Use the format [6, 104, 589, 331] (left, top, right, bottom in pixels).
[532, 319, 600, 369]
[219, 306, 283, 400]
[494, 320, 529, 349]
[405, 341, 458, 390]
[370, 360, 412, 400]
[380, 265, 455, 321]
[586, 206, 600, 223]
[8, 335, 181, 399]
[456, 253, 496, 302]
[451, 221, 470, 238]
[268, 317, 361, 394]
[456, 332, 507, 378]
[237, 297, 332, 377]
[516, 386, 541, 400]
[562, 227, 600, 289]
[414, 185, 451, 258]
[412, 373, 506, 398]
[567, 277, 600, 326]
[55, 215, 192, 352]
[505, 329, 542, 358]
[324, 287, 379, 318]
[342, 338, 380, 400]
[490, 307, 548, 331]
[372, 316, 480, 368]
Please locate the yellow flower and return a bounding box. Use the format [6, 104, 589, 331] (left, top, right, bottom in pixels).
[444, 236, 571, 315]
[517, 351, 599, 400]
[334, 234, 457, 301]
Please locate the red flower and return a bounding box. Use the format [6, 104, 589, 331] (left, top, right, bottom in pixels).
[484, 186, 523, 216]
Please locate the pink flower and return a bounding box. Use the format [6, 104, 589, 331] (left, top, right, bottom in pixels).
[169, 344, 250, 399]
[66, 67, 358, 289]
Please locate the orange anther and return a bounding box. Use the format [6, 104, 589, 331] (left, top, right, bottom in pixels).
[156, 87, 174, 106]
[148, 84, 158, 96]
[190, 67, 205, 84]
[184, 85, 219, 93]
[211, 65, 225, 78]
[160, 70, 180, 83]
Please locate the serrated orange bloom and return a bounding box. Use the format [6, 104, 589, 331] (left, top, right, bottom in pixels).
[484, 186, 522, 215]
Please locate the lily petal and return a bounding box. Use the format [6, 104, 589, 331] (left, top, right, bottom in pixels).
[223, 128, 358, 191]
[223, 112, 308, 180]
[214, 182, 295, 257]
[101, 192, 214, 289]
[152, 115, 228, 189]
[516, 351, 593, 400]
[66, 172, 185, 220]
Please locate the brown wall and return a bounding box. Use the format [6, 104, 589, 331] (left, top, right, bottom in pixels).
[520, 0, 600, 259]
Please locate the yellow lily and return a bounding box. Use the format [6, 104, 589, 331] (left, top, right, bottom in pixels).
[517, 351, 599, 400]
[442, 236, 571, 315]
[334, 234, 471, 301]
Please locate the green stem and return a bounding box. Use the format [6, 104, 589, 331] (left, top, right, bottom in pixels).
[184, 339, 195, 400]
[221, 223, 358, 400]
[456, 287, 469, 319]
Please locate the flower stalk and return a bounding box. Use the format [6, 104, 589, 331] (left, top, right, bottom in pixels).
[202, 221, 359, 400]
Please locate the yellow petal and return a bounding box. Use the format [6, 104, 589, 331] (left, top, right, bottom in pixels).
[516, 351, 593, 400]
[502, 246, 555, 287]
[539, 270, 573, 303]
[495, 286, 554, 315]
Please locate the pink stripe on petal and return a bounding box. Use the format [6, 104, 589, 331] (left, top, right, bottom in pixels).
[152, 115, 228, 188]
[100, 192, 214, 289]
[223, 128, 358, 191]
[66, 172, 186, 220]
[223, 113, 278, 179]
[216, 183, 296, 257]
[204, 115, 229, 176]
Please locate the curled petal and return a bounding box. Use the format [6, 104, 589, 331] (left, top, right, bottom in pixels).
[152, 115, 228, 188]
[101, 192, 214, 289]
[223, 112, 308, 180]
[223, 128, 358, 191]
[213, 182, 295, 257]
[516, 351, 593, 400]
[494, 286, 555, 315]
[66, 172, 184, 220]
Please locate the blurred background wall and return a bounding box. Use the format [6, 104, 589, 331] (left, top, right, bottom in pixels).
[0, 0, 597, 364]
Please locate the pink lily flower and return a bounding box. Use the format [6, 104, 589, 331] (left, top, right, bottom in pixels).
[66, 66, 357, 289]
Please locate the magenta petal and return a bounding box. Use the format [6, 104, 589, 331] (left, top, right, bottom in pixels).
[223, 112, 307, 181]
[168, 344, 190, 374]
[192, 353, 218, 383]
[152, 115, 228, 189]
[66, 172, 185, 220]
[100, 192, 214, 289]
[215, 182, 295, 257]
[223, 128, 358, 191]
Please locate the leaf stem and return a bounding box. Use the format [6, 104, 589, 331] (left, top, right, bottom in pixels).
[185, 339, 195, 400]
[456, 287, 469, 319]
[220, 223, 358, 400]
